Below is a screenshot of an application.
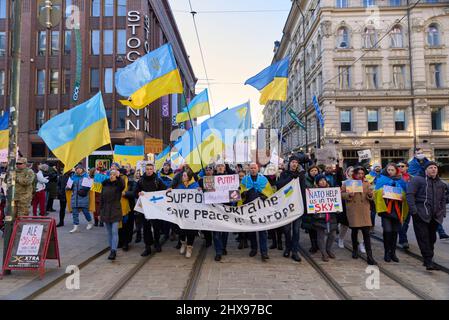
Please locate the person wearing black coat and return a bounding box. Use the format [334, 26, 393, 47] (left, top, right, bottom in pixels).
[406, 162, 446, 270]
[100, 170, 125, 260]
[56, 170, 71, 227]
[118, 168, 137, 251]
[276, 155, 307, 262]
[136, 163, 167, 257]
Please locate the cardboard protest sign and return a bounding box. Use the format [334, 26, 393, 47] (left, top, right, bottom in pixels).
[316, 146, 338, 166]
[81, 177, 93, 188]
[306, 187, 343, 214]
[203, 174, 240, 204]
[382, 185, 403, 201]
[358, 150, 372, 162]
[344, 180, 363, 193]
[135, 179, 303, 232]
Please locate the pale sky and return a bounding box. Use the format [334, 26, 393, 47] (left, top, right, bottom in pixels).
[169, 0, 291, 127]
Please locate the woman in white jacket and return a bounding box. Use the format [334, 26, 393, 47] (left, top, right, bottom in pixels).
[32, 164, 49, 216]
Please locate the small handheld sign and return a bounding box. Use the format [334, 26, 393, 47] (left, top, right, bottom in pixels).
[1, 217, 60, 279]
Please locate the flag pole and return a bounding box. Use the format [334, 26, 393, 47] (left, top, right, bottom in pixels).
[3, 0, 22, 271]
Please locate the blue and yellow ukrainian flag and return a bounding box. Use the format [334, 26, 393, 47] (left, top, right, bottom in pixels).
[176, 89, 210, 123]
[174, 103, 251, 172]
[245, 57, 290, 105]
[0, 110, 9, 150]
[115, 43, 183, 110]
[38, 92, 111, 173]
[114, 145, 144, 168]
[155, 145, 171, 170]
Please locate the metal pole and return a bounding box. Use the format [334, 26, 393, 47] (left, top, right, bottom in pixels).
[2, 0, 22, 271]
[406, 0, 417, 151]
[295, 0, 308, 151]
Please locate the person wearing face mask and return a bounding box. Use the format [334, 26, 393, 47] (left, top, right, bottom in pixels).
[408, 148, 430, 177]
[406, 162, 446, 270]
[374, 163, 408, 263]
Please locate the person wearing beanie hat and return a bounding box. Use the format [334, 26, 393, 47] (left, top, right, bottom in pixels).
[374, 163, 407, 263]
[311, 174, 338, 262]
[302, 165, 320, 254]
[407, 161, 447, 270]
[276, 155, 307, 262]
[67, 163, 94, 233]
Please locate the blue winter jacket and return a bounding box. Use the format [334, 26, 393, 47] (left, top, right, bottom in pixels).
[69, 172, 90, 209]
[408, 157, 430, 177]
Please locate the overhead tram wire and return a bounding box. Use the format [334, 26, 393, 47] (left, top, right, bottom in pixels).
[187, 0, 214, 115]
[174, 9, 290, 14]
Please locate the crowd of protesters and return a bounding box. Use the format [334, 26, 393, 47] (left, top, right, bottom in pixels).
[0, 147, 447, 270]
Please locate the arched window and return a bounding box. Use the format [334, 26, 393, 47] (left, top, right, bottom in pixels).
[427, 24, 440, 47]
[391, 25, 404, 48]
[337, 27, 349, 48]
[363, 26, 377, 49]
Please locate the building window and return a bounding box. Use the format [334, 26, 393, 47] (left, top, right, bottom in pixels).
[395, 109, 406, 131]
[35, 110, 45, 130]
[391, 25, 403, 48]
[337, 27, 349, 48]
[427, 24, 440, 47]
[106, 109, 112, 129]
[91, 30, 100, 55]
[429, 63, 443, 88]
[104, 68, 113, 93]
[392, 65, 406, 89]
[37, 70, 46, 95]
[103, 30, 113, 55]
[0, 0, 6, 19]
[365, 66, 379, 89]
[338, 66, 351, 89]
[49, 109, 58, 119]
[363, 26, 377, 48]
[117, 0, 127, 16]
[51, 31, 59, 55]
[342, 150, 361, 168]
[390, 0, 402, 5]
[64, 30, 71, 55]
[65, 0, 72, 17]
[340, 109, 351, 132]
[363, 0, 376, 6]
[117, 29, 126, 55]
[431, 108, 443, 130]
[117, 107, 126, 130]
[63, 69, 71, 94]
[367, 109, 379, 131]
[31, 143, 46, 158]
[0, 70, 5, 95]
[90, 69, 100, 93]
[104, 0, 114, 16]
[435, 149, 449, 179]
[381, 149, 408, 168]
[336, 0, 348, 8]
[50, 70, 59, 94]
[0, 32, 6, 56]
[38, 31, 46, 56]
[90, 68, 100, 93]
[92, 0, 100, 17]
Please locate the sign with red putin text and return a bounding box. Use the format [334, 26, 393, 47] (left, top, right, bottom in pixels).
[134, 179, 303, 232]
[306, 188, 343, 214]
[203, 174, 240, 204]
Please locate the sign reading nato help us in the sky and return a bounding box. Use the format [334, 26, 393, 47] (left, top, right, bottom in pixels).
[306, 188, 343, 214]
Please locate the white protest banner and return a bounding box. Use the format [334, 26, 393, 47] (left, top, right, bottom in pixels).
[204, 174, 240, 204]
[17, 224, 44, 256]
[305, 187, 343, 214]
[316, 146, 338, 166]
[135, 179, 303, 232]
[0, 149, 7, 162]
[358, 149, 372, 162]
